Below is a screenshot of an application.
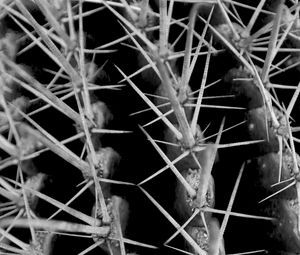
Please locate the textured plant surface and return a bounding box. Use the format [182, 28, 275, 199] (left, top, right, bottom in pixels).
[0, 0, 300, 255]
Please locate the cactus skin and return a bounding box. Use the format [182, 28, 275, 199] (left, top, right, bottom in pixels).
[244, 152, 300, 254]
[223, 68, 264, 110]
[224, 65, 300, 254]
[0, 1, 300, 255]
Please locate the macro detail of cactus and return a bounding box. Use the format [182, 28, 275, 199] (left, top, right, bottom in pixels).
[0, 0, 300, 255]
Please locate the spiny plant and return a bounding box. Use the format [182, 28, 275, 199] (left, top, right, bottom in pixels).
[0, 0, 300, 255]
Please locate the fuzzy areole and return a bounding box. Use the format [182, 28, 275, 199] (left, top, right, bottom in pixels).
[0, 1, 300, 255]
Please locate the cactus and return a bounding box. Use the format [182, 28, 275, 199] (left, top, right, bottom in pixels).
[0, 0, 300, 255]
